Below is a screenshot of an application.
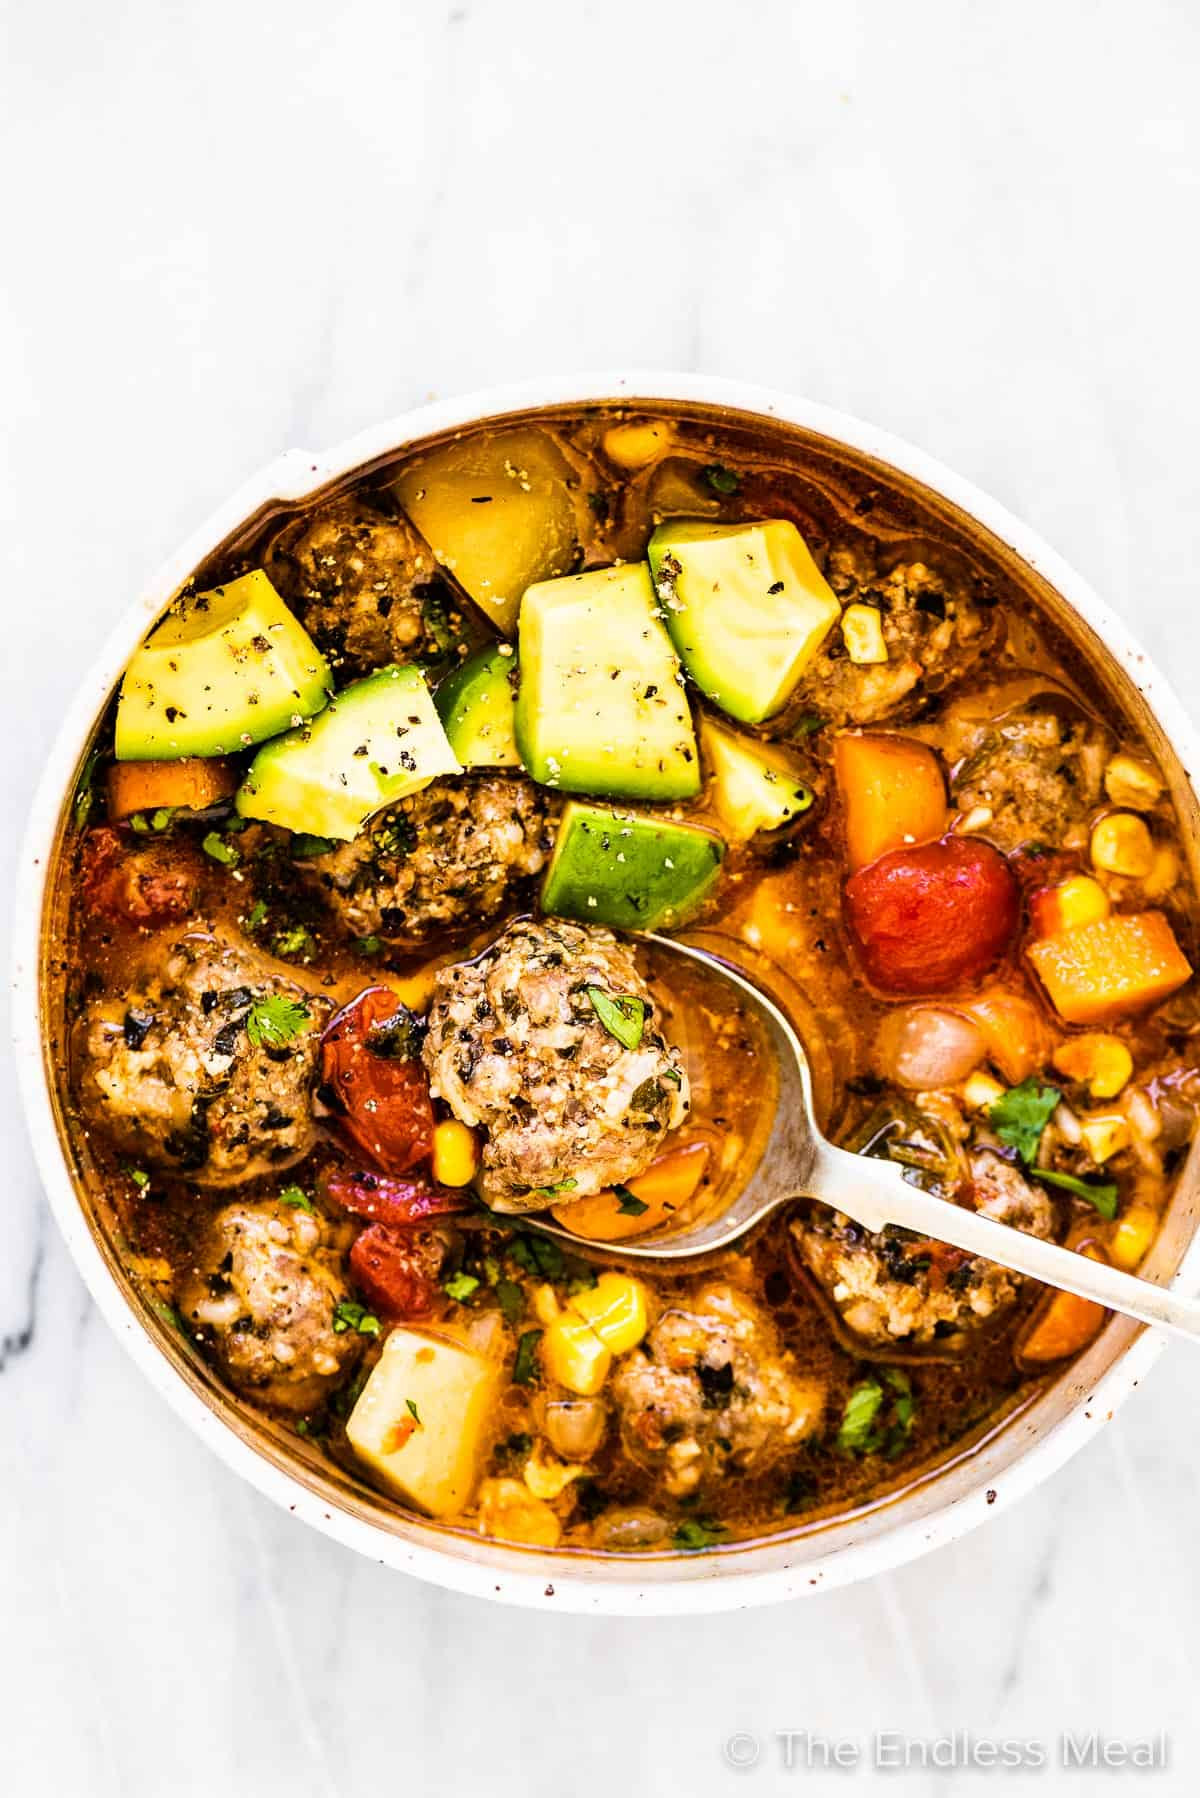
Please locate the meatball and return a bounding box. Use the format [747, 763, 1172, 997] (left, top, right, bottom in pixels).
[951, 701, 1110, 852]
[790, 1149, 1056, 1352]
[262, 498, 457, 675]
[422, 918, 689, 1210]
[795, 547, 994, 725]
[81, 935, 330, 1185]
[300, 774, 555, 945]
[611, 1283, 824, 1498]
[179, 1200, 359, 1411]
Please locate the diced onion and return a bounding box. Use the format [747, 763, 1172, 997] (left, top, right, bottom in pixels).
[875, 1007, 987, 1091]
[539, 1396, 608, 1461]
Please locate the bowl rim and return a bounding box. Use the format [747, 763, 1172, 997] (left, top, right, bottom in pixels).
[12, 369, 1199, 1614]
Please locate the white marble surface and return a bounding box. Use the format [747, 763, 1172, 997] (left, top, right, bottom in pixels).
[4, 1, 1200, 1792]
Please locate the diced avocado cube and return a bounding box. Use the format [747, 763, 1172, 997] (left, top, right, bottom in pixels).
[347, 1327, 504, 1518]
[700, 715, 814, 841]
[393, 428, 587, 635]
[516, 564, 700, 801]
[434, 643, 520, 768]
[236, 664, 460, 841]
[540, 801, 724, 931]
[115, 570, 332, 760]
[647, 518, 840, 724]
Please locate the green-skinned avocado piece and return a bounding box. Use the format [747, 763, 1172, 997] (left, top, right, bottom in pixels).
[115, 570, 332, 760]
[540, 801, 724, 931]
[434, 643, 520, 767]
[647, 518, 840, 724]
[700, 715, 814, 841]
[515, 563, 700, 801]
[236, 664, 460, 842]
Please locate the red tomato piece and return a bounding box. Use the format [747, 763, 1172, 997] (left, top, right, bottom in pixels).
[844, 835, 1019, 994]
[80, 826, 195, 927]
[321, 987, 435, 1174]
[349, 1223, 443, 1320]
[324, 1167, 473, 1225]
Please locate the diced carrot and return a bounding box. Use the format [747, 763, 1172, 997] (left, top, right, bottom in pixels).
[1016, 1239, 1109, 1366]
[1029, 874, 1110, 939]
[107, 757, 239, 820]
[551, 1142, 710, 1242]
[833, 732, 947, 873]
[960, 989, 1054, 1086]
[1027, 910, 1192, 1024]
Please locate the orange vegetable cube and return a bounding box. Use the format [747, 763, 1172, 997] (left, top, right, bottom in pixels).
[552, 1142, 710, 1242]
[1016, 1240, 1110, 1367]
[1027, 910, 1192, 1024]
[834, 732, 947, 872]
[1029, 875, 1110, 939]
[107, 756, 239, 821]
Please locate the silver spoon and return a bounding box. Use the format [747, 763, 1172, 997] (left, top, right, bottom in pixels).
[535, 934, 1200, 1343]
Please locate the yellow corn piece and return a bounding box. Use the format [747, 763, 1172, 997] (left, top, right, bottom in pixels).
[541, 1310, 613, 1395]
[533, 1283, 561, 1327]
[1090, 813, 1155, 879]
[1142, 845, 1180, 899]
[1109, 1199, 1159, 1270]
[431, 1119, 478, 1187]
[1052, 1034, 1133, 1100]
[568, 1272, 649, 1354]
[476, 1477, 562, 1547]
[522, 1445, 585, 1501]
[385, 966, 441, 1014]
[963, 1070, 1006, 1111]
[602, 420, 670, 469]
[841, 603, 888, 665]
[1033, 874, 1111, 936]
[1079, 1112, 1131, 1165]
[1103, 754, 1164, 812]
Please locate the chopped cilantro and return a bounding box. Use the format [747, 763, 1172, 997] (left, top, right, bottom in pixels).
[702, 463, 741, 497]
[406, 1398, 422, 1426]
[836, 1379, 885, 1454]
[494, 1279, 525, 1324]
[245, 994, 311, 1049]
[661, 1065, 683, 1088]
[672, 1517, 725, 1551]
[509, 1233, 565, 1280]
[1032, 1167, 1120, 1219]
[290, 833, 335, 860]
[202, 830, 239, 867]
[333, 1300, 381, 1337]
[444, 1271, 481, 1302]
[124, 1166, 151, 1193]
[272, 925, 315, 960]
[513, 1328, 542, 1385]
[613, 1185, 649, 1217]
[586, 986, 646, 1050]
[791, 713, 825, 740]
[988, 1078, 1062, 1164]
[355, 935, 385, 957]
[278, 1185, 314, 1213]
[837, 1371, 917, 1458]
[245, 899, 269, 932]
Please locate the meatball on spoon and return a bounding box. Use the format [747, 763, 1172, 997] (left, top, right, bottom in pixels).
[537, 937, 1200, 1345]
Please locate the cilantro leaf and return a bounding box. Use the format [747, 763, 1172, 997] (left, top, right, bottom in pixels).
[836, 1379, 885, 1454]
[703, 463, 741, 496]
[332, 1300, 381, 1337]
[443, 1271, 481, 1302]
[272, 925, 315, 961]
[245, 995, 311, 1050]
[290, 833, 335, 860]
[586, 986, 646, 1050]
[512, 1328, 542, 1385]
[672, 1517, 725, 1551]
[613, 1184, 649, 1217]
[406, 1398, 422, 1426]
[278, 1184, 314, 1212]
[494, 1279, 525, 1324]
[988, 1078, 1061, 1164]
[1032, 1167, 1120, 1219]
[245, 899, 269, 931]
[202, 830, 240, 867]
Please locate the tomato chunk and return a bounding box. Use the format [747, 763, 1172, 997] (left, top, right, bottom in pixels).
[844, 835, 1019, 994]
[321, 987, 435, 1174]
[349, 1223, 443, 1320]
[80, 826, 196, 927]
[324, 1167, 473, 1225]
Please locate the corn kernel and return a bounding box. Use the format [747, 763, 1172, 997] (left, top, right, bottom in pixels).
[958, 805, 994, 834]
[431, 1119, 479, 1187]
[964, 1070, 1006, 1110]
[1052, 1033, 1133, 1100]
[1090, 812, 1155, 878]
[567, 1272, 649, 1354]
[476, 1477, 562, 1547]
[841, 603, 888, 664]
[1079, 1112, 1131, 1164]
[522, 1445, 585, 1501]
[1035, 874, 1111, 936]
[541, 1311, 612, 1395]
[602, 420, 670, 469]
[1108, 1199, 1159, 1270]
[1103, 754, 1164, 812]
[533, 1283, 561, 1326]
[1142, 845, 1180, 899]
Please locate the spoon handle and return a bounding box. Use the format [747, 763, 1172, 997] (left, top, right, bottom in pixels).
[812, 1142, 1200, 1343]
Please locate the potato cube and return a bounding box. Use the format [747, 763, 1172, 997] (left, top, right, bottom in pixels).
[347, 1328, 503, 1518]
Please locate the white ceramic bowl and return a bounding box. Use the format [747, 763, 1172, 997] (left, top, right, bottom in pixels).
[14, 373, 1200, 1613]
